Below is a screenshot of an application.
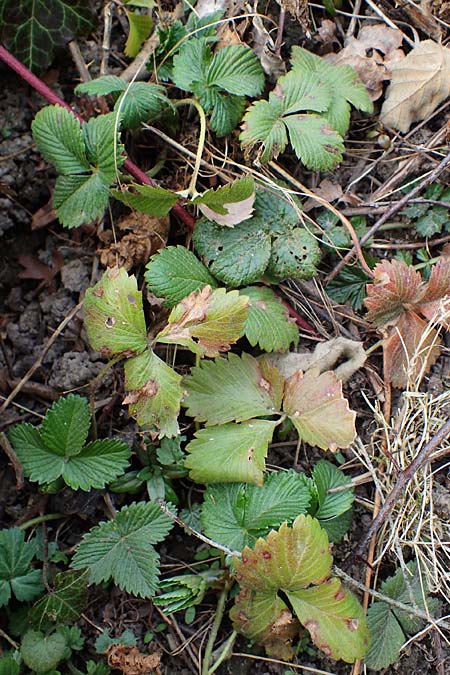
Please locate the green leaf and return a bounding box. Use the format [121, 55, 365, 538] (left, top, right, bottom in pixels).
[21, 630, 67, 673]
[283, 114, 344, 171]
[172, 38, 211, 92]
[114, 82, 170, 128]
[124, 349, 183, 438]
[183, 352, 284, 425]
[240, 98, 288, 163]
[95, 629, 137, 654]
[145, 245, 218, 308]
[267, 227, 321, 280]
[193, 176, 255, 226]
[31, 106, 88, 175]
[0, 657, 20, 675]
[40, 393, 90, 456]
[207, 45, 264, 96]
[202, 470, 311, 551]
[76, 75, 126, 96]
[53, 172, 110, 228]
[111, 184, 178, 217]
[287, 578, 368, 662]
[364, 602, 405, 671]
[233, 515, 332, 591]
[83, 267, 148, 357]
[185, 419, 277, 485]
[201, 89, 246, 136]
[124, 10, 152, 58]
[242, 286, 299, 352]
[312, 460, 354, 520]
[155, 286, 249, 357]
[29, 570, 88, 628]
[415, 207, 449, 237]
[283, 368, 356, 450]
[82, 113, 125, 181]
[61, 439, 130, 490]
[71, 502, 174, 596]
[0, 0, 95, 73]
[9, 395, 130, 490]
[0, 529, 43, 606]
[327, 266, 370, 310]
[194, 217, 272, 287]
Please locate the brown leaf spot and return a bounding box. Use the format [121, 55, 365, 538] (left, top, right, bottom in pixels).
[93, 287, 104, 297]
[262, 550, 272, 560]
[105, 316, 116, 328]
[255, 300, 267, 309]
[347, 617, 359, 631]
[334, 586, 346, 601]
[242, 556, 249, 564]
[247, 447, 254, 461]
[258, 377, 271, 392]
[127, 294, 137, 305]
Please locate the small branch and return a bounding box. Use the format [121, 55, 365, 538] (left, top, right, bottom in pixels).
[355, 416, 450, 557]
[0, 44, 195, 230]
[172, 98, 207, 199]
[68, 40, 92, 82]
[0, 432, 24, 489]
[326, 150, 450, 282]
[101, 1, 113, 76]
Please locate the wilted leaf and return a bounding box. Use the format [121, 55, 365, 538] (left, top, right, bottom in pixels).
[30, 570, 88, 628]
[185, 419, 277, 485]
[287, 579, 369, 662]
[183, 352, 284, 425]
[283, 368, 356, 450]
[155, 285, 249, 357]
[83, 267, 147, 358]
[193, 176, 255, 226]
[380, 40, 450, 132]
[124, 349, 183, 437]
[364, 259, 424, 326]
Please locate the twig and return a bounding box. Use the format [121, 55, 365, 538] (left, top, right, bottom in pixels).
[68, 40, 92, 82]
[346, 0, 363, 37]
[274, 7, 286, 55]
[101, 1, 113, 76]
[0, 301, 83, 415]
[371, 233, 450, 250]
[0, 431, 24, 489]
[355, 416, 450, 557]
[0, 44, 195, 229]
[326, 150, 450, 282]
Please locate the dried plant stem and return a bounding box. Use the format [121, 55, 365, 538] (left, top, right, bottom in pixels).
[100, 1, 113, 75]
[0, 44, 195, 229]
[327, 150, 450, 282]
[356, 416, 450, 557]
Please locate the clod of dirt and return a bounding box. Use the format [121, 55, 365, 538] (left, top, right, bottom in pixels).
[61, 259, 90, 293]
[47, 351, 106, 391]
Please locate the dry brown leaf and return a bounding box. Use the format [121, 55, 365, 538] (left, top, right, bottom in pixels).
[252, 14, 285, 79]
[402, 0, 442, 40]
[106, 645, 161, 675]
[380, 40, 450, 132]
[31, 198, 57, 230]
[303, 179, 343, 211]
[98, 212, 169, 269]
[325, 24, 404, 100]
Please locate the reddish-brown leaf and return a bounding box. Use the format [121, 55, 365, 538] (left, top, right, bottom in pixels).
[364, 259, 424, 326]
[417, 255, 450, 328]
[383, 311, 441, 388]
[18, 251, 64, 286]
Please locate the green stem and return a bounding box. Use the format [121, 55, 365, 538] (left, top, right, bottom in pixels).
[208, 630, 237, 675]
[173, 98, 207, 199]
[365, 339, 383, 356]
[201, 583, 230, 675]
[19, 513, 63, 530]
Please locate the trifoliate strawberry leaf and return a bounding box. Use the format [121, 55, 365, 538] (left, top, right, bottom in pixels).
[172, 38, 211, 92]
[183, 352, 284, 425]
[287, 579, 368, 662]
[83, 267, 148, 358]
[283, 368, 356, 451]
[155, 285, 249, 357]
[193, 217, 272, 287]
[231, 588, 299, 660]
[111, 184, 178, 216]
[206, 45, 265, 96]
[364, 259, 424, 326]
[185, 419, 277, 485]
[75, 75, 126, 97]
[31, 106, 89, 175]
[267, 227, 321, 280]
[290, 47, 373, 134]
[124, 10, 152, 57]
[233, 516, 332, 591]
[364, 602, 405, 671]
[8, 395, 130, 490]
[0, 0, 96, 73]
[71, 502, 174, 597]
[0, 529, 43, 606]
[193, 176, 255, 226]
[41, 393, 90, 455]
[29, 570, 89, 628]
[32, 107, 124, 228]
[283, 114, 345, 171]
[145, 246, 217, 308]
[123, 349, 183, 438]
[201, 470, 311, 551]
[241, 286, 299, 352]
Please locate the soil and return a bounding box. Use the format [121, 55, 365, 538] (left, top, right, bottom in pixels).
[1, 5, 450, 675]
